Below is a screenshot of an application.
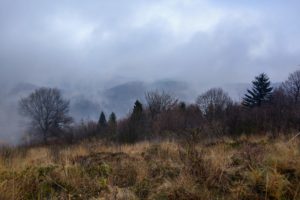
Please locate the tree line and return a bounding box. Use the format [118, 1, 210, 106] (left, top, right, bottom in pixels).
[19, 69, 300, 144]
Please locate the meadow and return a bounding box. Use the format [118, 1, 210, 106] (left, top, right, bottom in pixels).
[0, 134, 300, 200]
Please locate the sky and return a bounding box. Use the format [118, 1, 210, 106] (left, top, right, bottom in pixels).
[0, 0, 299, 87]
[0, 0, 300, 143]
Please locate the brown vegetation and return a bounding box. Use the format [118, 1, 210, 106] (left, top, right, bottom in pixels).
[1, 134, 300, 199]
[7, 70, 300, 199]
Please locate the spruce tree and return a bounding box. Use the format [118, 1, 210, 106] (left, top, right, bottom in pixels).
[242, 73, 273, 108]
[98, 111, 107, 127]
[108, 112, 117, 136]
[131, 100, 143, 121]
[108, 112, 117, 125]
[127, 100, 144, 143]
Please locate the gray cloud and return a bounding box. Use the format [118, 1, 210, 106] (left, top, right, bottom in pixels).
[1, 0, 299, 85]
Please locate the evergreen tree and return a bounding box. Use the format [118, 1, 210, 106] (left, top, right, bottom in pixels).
[242, 73, 273, 108]
[98, 111, 107, 127]
[122, 100, 144, 143]
[108, 112, 117, 125]
[179, 101, 186, 111]
[131, 100, 143, 121]
[108, 112, 117, 137]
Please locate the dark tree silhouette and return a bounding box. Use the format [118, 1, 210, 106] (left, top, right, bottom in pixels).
[98, 111, 107, 127]
[108, 112, 117, 136]
[178, 101, 186, 111]
[19, 87, 72, 144]
[242, 73, 273, 108]
[108, 112, 117, 125]
[131, 100, 143, 121]
[120, 100, 145, 143]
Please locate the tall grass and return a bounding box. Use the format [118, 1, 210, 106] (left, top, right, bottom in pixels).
[0, 134, 299, 199]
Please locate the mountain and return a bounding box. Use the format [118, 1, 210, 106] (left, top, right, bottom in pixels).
[101, 80, 192, 117]
[70, 96, 101, 121]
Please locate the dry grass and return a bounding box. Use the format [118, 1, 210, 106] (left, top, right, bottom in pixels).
[0, 134, 300, 199]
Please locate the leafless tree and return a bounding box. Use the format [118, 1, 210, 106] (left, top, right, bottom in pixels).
[196, 88, 232, 114]
[196, 88, 233, 137]
[19, 87, 72, 144]
[145, 90, 178, 118]
[282, 70, 300, 105]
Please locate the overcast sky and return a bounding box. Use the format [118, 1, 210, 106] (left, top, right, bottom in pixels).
[0, 0, 299, 88]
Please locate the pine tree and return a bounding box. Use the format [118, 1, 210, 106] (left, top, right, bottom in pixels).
[242, 73, 273, 108]
[126, 100, 144, 143]
[98, 111, 107, 127]
[108, 112, 117, 125]
[118, 100, 145, 143]
[131, 100, 143, 121]
[179, 101, 186, 111]
[108, 112, 117, 136]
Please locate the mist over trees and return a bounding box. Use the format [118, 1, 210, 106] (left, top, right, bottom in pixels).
[17, 69, 300, 145]
[19, 88, 72, 144]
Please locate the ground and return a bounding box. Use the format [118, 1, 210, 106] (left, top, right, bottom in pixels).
[0, 134, 300, 199]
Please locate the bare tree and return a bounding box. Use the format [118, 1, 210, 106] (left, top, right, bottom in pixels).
[145, 90, 178, 118]
[282, 70, 300, 105]
[196, 88, 233, 137]
[196, 88, 232, 114]
[19, 87, 72, 144]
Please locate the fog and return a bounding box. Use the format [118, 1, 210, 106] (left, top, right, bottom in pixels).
[0, 0, 299, 143]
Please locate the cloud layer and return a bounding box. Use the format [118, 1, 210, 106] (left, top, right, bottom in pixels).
[1, 0, 299, 87]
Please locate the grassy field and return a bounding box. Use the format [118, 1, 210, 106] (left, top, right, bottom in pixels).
[0, 135, 300, 200]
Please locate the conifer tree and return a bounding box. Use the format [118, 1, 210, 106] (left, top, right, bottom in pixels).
[123, 100, 144, 143]
[108, 112, 117, 125]
[242, 73, 273, 108]
[107, 112, 117, 137]
[98, 111, 107, 127]
[131, 100, 143, 121]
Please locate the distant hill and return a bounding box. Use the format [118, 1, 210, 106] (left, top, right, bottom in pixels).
[101, 80, 192, 117]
